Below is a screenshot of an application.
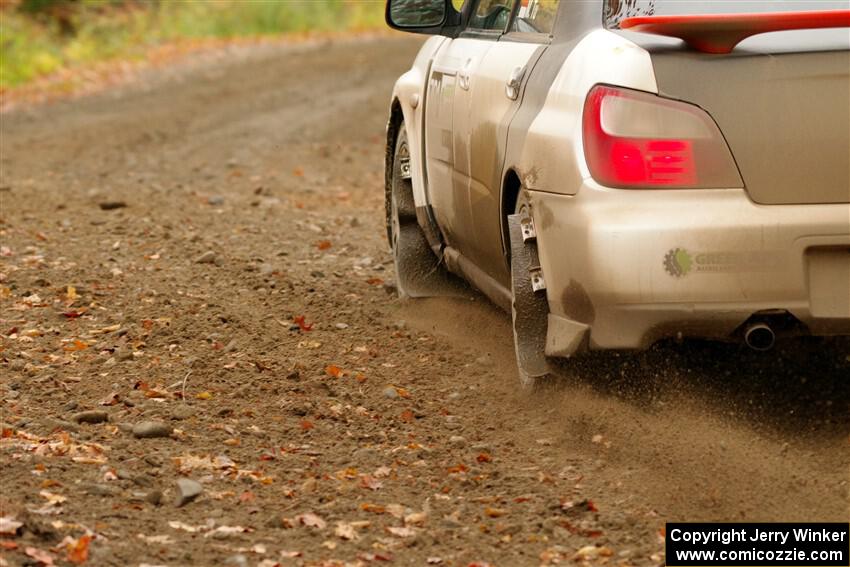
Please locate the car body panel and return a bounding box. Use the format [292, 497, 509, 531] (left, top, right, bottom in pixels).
[531, 184, 850, 349]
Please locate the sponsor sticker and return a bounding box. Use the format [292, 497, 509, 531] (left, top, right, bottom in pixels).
[664, 248, 782, 277]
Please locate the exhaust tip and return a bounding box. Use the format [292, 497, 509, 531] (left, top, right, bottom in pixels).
[745, 323, 775, 351]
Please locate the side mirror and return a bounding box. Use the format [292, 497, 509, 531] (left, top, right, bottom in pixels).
[386, 0, 457, 35]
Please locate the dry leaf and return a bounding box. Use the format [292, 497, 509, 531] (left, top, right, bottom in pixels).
[386, 526, 417, 538]
[0, 516, 23, 535]
[66, 534, 92, 565]
[297, 512, 326, 529]
[334, 522, 358, 541]
[25, 546, 55, 566]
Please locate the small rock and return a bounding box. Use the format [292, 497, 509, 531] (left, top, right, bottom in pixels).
[115, 348, 134, 362]
[382, 386, 399, 400]
[449, 435, 467, 448]
[259, 263, 275, 276]
[43, 418, 78, 432]
[145, 489, 163, 506]
[132, 421, 173, 439]
[72, 410, 109, 424]
[99, 201, 127, 211]
[171, 406, 195, 421]
[174, 478, 203, 507]
[81, 483, 118, 497]
[334, 322, 349, 330]
[195, 250, 218, 264]
[207, 195, 225, 206]
[474, 354, 494, 367]
[224, 554, 248, 567]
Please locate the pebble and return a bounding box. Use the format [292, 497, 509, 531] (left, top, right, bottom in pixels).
[475, 354, 494, 367]
[382, 386, 399, 400]
[145, 489, 163, 506]
[174, 478, 203, 507]
[115, 348, 134, 362]
[99, 201, 127, 210]
[132, 421, 173, 439]
[72, 410, 109, 424]
[40, 417, 77, 432]
[207, 195, 225, 206]
[195, 250, 218, 264]
[171, 405, 195, 420]
[334, 322, 349, 330]
[81, 483, 118, 497]
[224, 555, 248, 567]
[449, 435, 467, 448]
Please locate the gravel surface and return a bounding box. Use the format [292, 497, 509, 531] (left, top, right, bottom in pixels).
[1, 35, 848, 567]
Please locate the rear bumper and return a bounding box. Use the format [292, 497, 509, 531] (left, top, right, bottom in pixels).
[530, 183, 850, 350]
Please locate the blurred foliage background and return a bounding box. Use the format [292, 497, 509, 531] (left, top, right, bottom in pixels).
[0, 0, 386, 89]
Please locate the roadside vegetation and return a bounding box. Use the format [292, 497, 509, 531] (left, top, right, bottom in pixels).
[0, 0, 385, 90]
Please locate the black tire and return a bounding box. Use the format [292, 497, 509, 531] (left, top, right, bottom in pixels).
[508, 191, 553, 387]
[387, 125, 453, 298]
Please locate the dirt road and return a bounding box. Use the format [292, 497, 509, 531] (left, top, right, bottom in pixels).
[1, 35, 848, 567]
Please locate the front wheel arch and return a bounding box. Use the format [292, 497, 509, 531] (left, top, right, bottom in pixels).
[385, 99, 405, 244]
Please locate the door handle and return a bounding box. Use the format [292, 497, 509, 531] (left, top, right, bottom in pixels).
[459, 58, 473, 91]
[505, 65, 526, 100]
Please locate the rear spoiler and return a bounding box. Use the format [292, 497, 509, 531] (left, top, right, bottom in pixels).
[620, 10, 850, 54]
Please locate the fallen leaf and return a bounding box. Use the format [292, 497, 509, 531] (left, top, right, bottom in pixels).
[399, 409, 414, 422]
[300, 420, 314, 430]
[25, 546, 55, 565]
[334, 521, 358, 541]
[316, 240, 332, 250]
[293, 315, 313, 331]
[386, 526, 417, 538]
[359, 475, 383, 491]
[361, 503, 385, 514]
[297, 512, 326, 529]
[325, 365, 343, 378]
[573, 545, 613, 560]
[66, 534, 92, 564]
[195, 391, 213, 400]
[63, 339, 89, 352]
[404, 511, 428, 525]
[484, 507, 506, 518]
[0, 516, 23, 536]
[39, 490, 67, 505]
[476, 453, 492, 463]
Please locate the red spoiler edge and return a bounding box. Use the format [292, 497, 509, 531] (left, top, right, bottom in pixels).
[619, 10, 850, 54]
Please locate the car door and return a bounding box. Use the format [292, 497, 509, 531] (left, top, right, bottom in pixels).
[457, 0, 559, 284]
[423, 4, 506, 254]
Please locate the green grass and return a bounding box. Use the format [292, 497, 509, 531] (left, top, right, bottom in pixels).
[0, 0, 386, 89]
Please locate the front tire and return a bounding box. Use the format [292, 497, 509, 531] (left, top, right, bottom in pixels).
[387, 124, 453, 298]
[508, 192, 553, 387]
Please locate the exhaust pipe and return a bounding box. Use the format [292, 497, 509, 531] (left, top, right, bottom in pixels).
[744, 323, 775, 351]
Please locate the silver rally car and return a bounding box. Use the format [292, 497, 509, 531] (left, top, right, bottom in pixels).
[383, 0, 850, 384]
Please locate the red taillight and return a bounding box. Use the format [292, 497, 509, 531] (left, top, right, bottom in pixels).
[582, 85, 741, 189]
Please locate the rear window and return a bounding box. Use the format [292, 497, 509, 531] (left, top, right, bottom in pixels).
[604, 0, 849, 28]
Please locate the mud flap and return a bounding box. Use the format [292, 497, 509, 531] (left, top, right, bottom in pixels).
[390, 127, 465, 299]
[508, 213, 552, 383]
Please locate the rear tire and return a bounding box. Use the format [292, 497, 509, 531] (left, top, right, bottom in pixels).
[508, 191, 553, 387]
[387, 125, 453, 298]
